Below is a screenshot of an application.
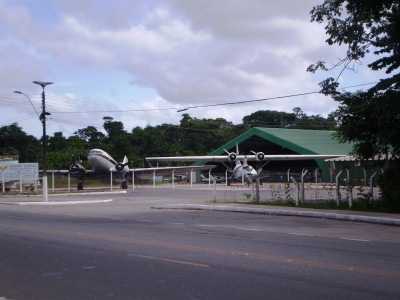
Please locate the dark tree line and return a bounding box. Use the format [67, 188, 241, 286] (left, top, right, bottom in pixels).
[0, 109, 336, 170]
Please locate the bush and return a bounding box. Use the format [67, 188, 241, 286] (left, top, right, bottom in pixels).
[378, 160, 400, 212]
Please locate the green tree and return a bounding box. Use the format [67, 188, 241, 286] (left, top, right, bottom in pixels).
[103, 116, 125, 140]
[309, 0, 400, 210]
[0, 123, 41, 162]
[178, 114, 236, 155]
[242, 110, 296, 128]
[308, 0, 400, 156]
[308, 0, 400, 95]
[242, 109, 336, 130]
[292, 107, 305, 120]
[48, 132, 68, 152]
[74, 126, 105, 146]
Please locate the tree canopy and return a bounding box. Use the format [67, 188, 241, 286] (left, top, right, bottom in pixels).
[308, 0, 399, 94]
[309, 0, 400, 211]
[308, 0, 400, 159]
[0, 123, 41, 162]
[0, 109, 335, 170]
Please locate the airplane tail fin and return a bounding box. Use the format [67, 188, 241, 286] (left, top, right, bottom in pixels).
[123, 155, 129, 166]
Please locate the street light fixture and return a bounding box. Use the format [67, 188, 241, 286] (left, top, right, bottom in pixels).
[13, 91, 40, 119]
[33, 81, 53, 202]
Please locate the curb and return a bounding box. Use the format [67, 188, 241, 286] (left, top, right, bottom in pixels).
[152, 204, 400, 226]
[0, 199, 114, 206]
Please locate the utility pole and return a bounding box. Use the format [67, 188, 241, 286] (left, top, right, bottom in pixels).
[33, 81, 53, 202]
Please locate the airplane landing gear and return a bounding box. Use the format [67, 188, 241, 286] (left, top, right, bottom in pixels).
[120, 180, 128, 189]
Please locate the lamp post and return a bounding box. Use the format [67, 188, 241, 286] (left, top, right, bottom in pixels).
[13, 91, 40, 119]
[33, 81, 53, 202]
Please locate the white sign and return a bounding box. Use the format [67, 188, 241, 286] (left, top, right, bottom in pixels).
[0, 163, 39, 182]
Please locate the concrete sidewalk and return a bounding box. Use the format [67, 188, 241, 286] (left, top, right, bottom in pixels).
[152, 203, 400, 226]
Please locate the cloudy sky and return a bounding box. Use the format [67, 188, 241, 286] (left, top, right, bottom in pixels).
[0, 0, 383, 139]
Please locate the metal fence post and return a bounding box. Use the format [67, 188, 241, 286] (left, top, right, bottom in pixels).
[346, 168, 352, 208]
[335, 170, 343, 206]
[301, 169, 308, 203]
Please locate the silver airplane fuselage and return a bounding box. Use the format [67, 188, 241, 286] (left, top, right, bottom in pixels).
[87, 149, 128, 175]
[231, 159, 258, 180]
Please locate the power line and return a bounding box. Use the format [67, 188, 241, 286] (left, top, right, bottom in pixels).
[0, 114, 38, 126]
[51, 81, 377, 114]
[177, 82, 378, 112]
[50, 107, 177, 114]
[3, 81, 377, 116]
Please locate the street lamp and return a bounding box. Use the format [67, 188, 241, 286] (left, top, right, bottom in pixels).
[13, 91, 40, 119]
[33, 81, 53, 202]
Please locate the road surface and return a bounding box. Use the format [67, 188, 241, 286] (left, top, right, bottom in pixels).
[0, 188, 399, 299]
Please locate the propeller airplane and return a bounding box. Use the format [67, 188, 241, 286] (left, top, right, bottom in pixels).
[146, 144, 344, 185]
[68, 148, 215, 190]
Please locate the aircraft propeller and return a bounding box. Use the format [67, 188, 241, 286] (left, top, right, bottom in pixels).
[115, 155, 129, 189]
[223, 149, 237, 162]
[69, 154, 86, 190]
[250, 151, 265, 162]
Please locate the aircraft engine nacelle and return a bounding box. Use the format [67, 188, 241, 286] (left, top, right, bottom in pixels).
[116, 162, 128, 173]
[116, 163, 124, 173]
[69, 163, 86, 178]
[255, 152, 265, 162]
[227, 152, 237, 162]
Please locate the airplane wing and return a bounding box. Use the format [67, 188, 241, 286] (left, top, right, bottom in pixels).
[146, 156, 234, 162]
[47, 165, 215, 177]
[146, 154, 345, 162]
[129, 165, 216, 176]
[44, 169, 94, 175]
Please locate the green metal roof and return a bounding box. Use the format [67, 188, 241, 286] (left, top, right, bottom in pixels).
[209, 127, 354, 156]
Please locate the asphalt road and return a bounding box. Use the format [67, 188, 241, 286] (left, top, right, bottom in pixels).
[1, 188, 400, 299]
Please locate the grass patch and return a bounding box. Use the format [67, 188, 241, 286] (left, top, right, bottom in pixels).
[234, 199, 393, 213]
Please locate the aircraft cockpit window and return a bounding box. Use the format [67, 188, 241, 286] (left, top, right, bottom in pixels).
[89, 150, 102, 155]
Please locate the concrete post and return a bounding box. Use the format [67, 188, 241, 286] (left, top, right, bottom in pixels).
[132, 170, 135, 190]
[1, 171, 4, 193]
[19, 171, 22, 193]
[68, 172, 70, 192]
[52, 171, 55, 192]
[369, 172, 377, 205]
[335, 170, 343, 206]
[110, 169, 113, 191]
[290, 176, 299, 206]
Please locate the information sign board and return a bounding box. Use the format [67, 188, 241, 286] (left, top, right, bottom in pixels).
[0, 163, 39, 182]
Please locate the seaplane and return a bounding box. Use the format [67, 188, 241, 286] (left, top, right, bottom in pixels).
[146, 144, 344, 185]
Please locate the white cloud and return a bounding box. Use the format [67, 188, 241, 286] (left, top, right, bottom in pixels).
[0, 0, 383, 138]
